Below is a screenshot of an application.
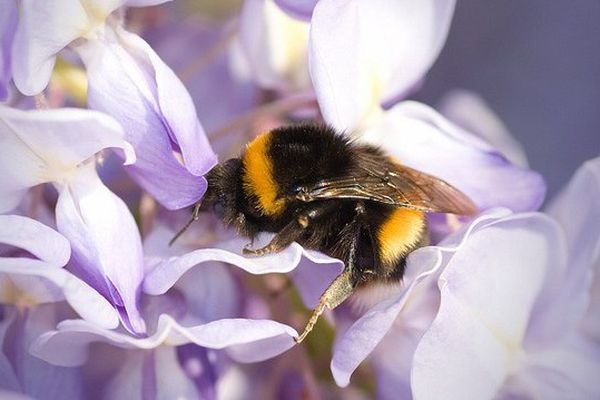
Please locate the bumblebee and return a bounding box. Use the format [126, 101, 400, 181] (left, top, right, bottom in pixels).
[173, 124, 476, 343]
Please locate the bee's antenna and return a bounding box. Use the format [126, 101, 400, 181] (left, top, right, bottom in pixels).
[169, 202, 202, 246]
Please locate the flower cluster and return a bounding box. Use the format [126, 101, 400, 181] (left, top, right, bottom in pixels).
[0, 1, 598, 399]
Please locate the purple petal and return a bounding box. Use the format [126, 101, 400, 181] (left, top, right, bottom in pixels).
[309, 0, 456, 131]
[274, 0, 318, 21]
[1, 305, 84, 400]
[75, 26, 216, 210]
[31, 315, 296, 367]
[546, 157, 600, 341]
[177, 345, 217, 400]
[0, 259, 120, 329]
[0, 1, 17, 101]
[55, 165, 145, 334]
[103, 348, 199, 400]
[11, 0, 122, 95]
[143, 234, 343, 310]
[0, 216, 119, 328]
[362, 102, 546, 212]
[411, 213, 562, 399]
[0, 106, 133, 213]
[438, 90, 529, 168]
[330, 209, 511, 386]
[0, 215, 69, 266]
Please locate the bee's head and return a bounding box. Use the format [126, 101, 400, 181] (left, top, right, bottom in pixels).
[203, 158, 241, 218]
[204, 158, 263, 238]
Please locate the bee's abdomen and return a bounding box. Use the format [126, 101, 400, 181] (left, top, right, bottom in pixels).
[375, 208, 426, 280]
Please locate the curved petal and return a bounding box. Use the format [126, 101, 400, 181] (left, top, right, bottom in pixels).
[239, 0, 311, 91]
[411, 213, 562, 400]
[114, 26, 216, 176]
[0, 215, 69, 266]
[55, 164, 145, 334]
[75, 26, 216, 209]
[545, 157, 600, 342]
[361, 102, 546, 212]
[0, 106, 133, 213]
[330, 209, 511, 386]
[31, 315, 296, 367]
[0, 0, 17, 101]
[143, 233, 343, 310]
[309, 0, 456, 131]
[0, 216, 119, 328]
[438, 89, 529, 168]
[12, 0, 123, 95]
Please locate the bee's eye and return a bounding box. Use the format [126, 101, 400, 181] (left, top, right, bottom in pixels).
[213, 202, 225, 219]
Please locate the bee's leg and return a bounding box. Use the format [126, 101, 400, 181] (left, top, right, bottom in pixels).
[295, 202, 372, 343]
[243, 202, 338, 256]
[242, 218, 304, 256]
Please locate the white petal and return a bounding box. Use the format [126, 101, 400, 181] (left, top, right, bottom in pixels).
[31, 315, 296, 367]
[361, 102, 545, 212]
[12, 0, 123, 95]
[0, 215, 69, 266]
[0, 258, 119, 329]
[546, 157, 600, 341]
[56, 164, 145, 333]
[0, 106, 133, 213]
[330, 209, 511, 386]
[438, 89, 529, 168]
[310, 0, 456, 131]
[411, 213, 562, 399]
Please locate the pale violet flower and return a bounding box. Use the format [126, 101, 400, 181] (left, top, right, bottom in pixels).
[11, 0, 217, 209]
[236, 0, 544, 213]
[0, 215, 121, 399]
[0, 106, 145, 333]
[309, 0, 544, 212]
[309, 0, 456, 132]
[349, 158, 600, 399]
[30, 224, 344, 398]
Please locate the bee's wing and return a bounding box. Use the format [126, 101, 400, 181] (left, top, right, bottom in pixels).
[298, 162, 477, 215]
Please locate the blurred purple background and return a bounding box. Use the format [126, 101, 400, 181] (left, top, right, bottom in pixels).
[416, 0, 600, 199]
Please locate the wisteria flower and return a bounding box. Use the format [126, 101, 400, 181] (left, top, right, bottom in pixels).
[0, 214, 122, 399]
[344, 158, 600, 399]
[11, 0, 217, 209]
[234, 0, 545, 213]
[0, 105, 145, 333]
[30, 224, 344, 398]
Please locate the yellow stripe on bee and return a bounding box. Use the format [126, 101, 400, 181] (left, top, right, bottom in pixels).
[242, 132, 286, 216]
[378, 208, 425, 265]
